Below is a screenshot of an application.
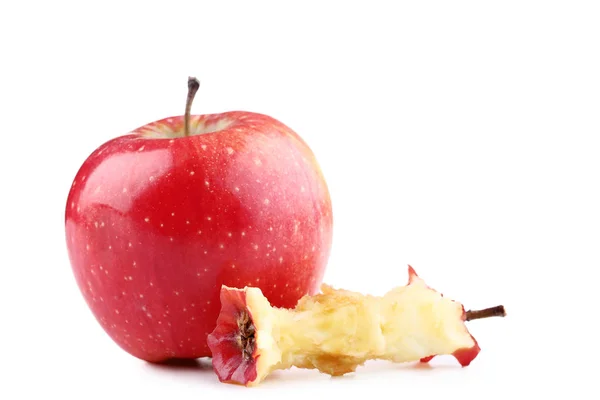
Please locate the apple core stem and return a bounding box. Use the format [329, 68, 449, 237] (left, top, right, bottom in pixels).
[184, 77, 200, 137]
[465, 305, 506, 321]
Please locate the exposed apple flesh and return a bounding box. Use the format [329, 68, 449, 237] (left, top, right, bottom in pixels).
[207, 266, 505, 386]
[65, 78, 333, 362]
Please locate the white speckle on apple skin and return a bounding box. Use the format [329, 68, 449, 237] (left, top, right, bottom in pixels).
[149, 176, 155, 181]
[201, 144, 207, 150]
[253, 157, 262, 166]
[190, 171, 195, 176]
[144, 217, 150, 222]
[138, 146, 145, 152]
[234, 186, 240, 192]
[226, 147, 234, 155]
[122, 188, 128, 193]
[264, 198, 270, 205]
[204, 180, 210, 187]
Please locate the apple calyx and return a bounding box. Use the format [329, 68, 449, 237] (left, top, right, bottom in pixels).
[207, 266, 506, 386]
[206, 286, 263, 384]
[236, 310, 257, 361]
[185, 76, 200, 137]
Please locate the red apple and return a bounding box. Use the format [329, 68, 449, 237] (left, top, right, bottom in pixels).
[65, 78, 333, 362]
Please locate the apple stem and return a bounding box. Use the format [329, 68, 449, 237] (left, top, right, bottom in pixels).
[184, 77, 200, 137]
[465, 305, 506, 321]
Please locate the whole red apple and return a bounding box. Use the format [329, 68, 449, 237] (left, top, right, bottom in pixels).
[65, 78, 333, 362]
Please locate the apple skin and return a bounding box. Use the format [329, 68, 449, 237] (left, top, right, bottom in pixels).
[65, 111, 333, 362]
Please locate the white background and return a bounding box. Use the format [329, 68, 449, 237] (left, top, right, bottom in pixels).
[1, 1, 598, 398]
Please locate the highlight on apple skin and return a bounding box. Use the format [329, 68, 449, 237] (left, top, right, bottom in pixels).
[207, 266, 506, 386]
[64, 78, 333, 362]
